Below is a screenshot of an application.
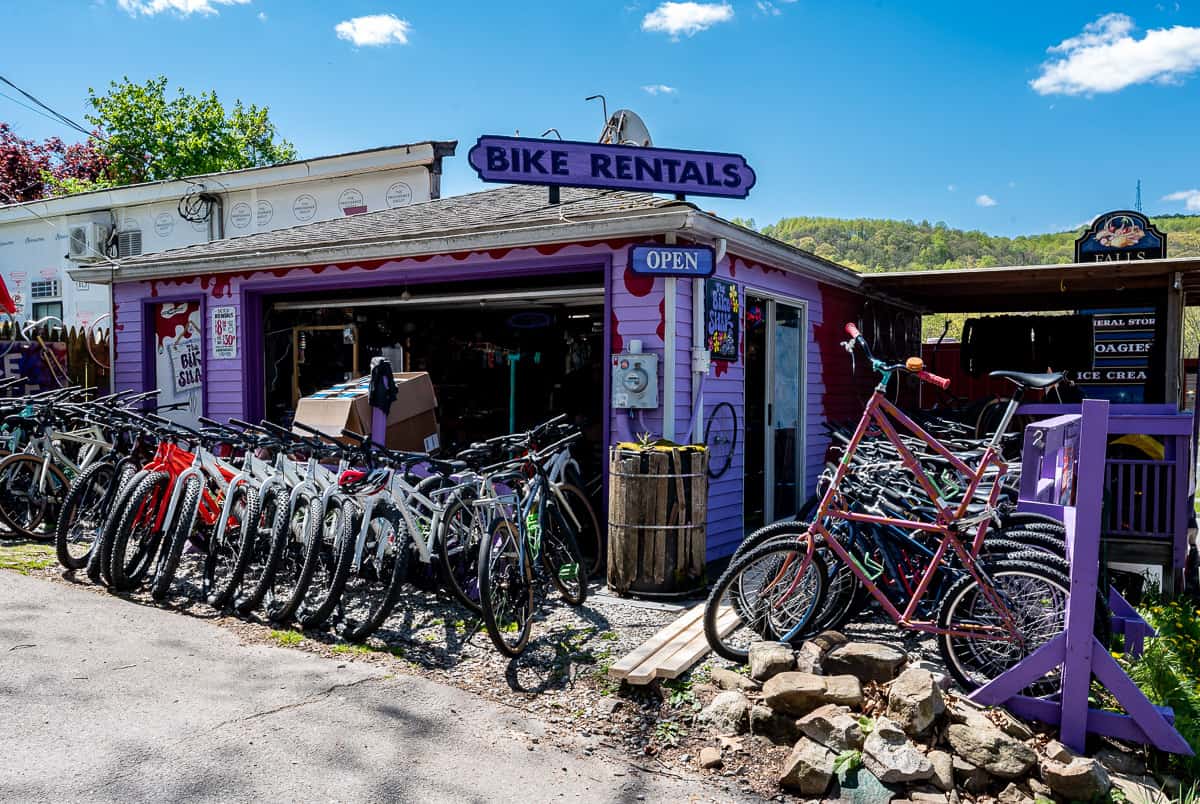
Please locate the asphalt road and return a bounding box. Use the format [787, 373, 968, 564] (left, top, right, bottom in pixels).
[0, 572, 730, 803]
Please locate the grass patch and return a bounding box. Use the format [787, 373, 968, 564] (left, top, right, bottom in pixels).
[331, 643, 372, 655]
[268, 629, 303, 647]
[0, 542, 56, 575]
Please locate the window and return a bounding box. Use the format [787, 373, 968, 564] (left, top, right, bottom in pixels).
[30, 279, 61, 299]
[31, 301, 63, 321]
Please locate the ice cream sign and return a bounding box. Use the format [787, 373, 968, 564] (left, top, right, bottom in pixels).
[468, 136, 756, 199]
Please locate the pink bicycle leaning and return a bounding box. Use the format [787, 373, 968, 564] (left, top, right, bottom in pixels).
[705, 323, 1081, 691]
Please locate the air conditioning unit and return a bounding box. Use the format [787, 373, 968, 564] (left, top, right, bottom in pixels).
[67, 223, 110, 262]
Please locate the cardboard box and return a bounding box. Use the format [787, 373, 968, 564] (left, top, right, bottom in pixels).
[293, 372, 440, 452]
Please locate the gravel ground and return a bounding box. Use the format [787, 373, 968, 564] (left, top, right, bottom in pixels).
[4, 537, 949, 802]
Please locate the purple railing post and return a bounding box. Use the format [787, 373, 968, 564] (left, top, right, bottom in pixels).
[1058, 398, 1108, 752]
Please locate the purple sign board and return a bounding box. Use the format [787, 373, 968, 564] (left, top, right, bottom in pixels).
[467, 136, 756, 199]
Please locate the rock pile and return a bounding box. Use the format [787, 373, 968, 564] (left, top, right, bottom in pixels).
[694, 634, 1161, 803]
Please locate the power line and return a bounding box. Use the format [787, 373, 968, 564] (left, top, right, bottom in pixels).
[0, 75, 107, 143]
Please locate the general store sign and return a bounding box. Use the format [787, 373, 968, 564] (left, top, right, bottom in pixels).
[1074, 210, 1166, 262]
[629, 244, 715, 277]
[467, 136, 756, 199]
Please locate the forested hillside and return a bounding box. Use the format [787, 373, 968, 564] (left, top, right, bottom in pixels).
[749, 214, 1200, 273]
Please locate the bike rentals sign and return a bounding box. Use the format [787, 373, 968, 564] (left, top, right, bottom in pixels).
[467, 136, 756, 199]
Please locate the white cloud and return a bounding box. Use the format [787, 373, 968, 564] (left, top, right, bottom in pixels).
[1031, 13, 1200, 95]
[335, 13, 411, 47]
[946, 184, 957, 192]
[117, 0, 249, 14]
[1163, 189, 1200, 211]
[642, 84, 677, 95]
[976, 194, 998, 207]
[756, 1, 781, 16]
[642, 2, 733, 38]
[257, 10, 266, 21]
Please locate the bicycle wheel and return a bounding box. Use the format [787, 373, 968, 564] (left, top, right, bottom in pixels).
[704, 539, 828, 664]
[540, 498, 587, 606]
[704, 401, 738, 479]
[556, 482, 603, 579]
[55, 461, 117, 569]
[206, 482, 260, 610]
[108, 471, 171, 592]
[337, 503, 411, 642]
[478, 517, 534, 657]
[265, 489, 321, 624]
[435, 492, 484, 614]
[295, 494, 355, 629]
[150, 475, 202, 601]
[235, 484, 289, 615]
[936, 558, 1069, 693]
[89, 466, 143, 585]
[0, 454, 68, 539]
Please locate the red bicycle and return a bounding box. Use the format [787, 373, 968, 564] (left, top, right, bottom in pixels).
[706, 324, 1075, 691]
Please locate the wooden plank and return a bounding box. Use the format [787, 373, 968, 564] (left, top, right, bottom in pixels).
[655, 606, 736, 679]
[608, 604, 704, 680]
[626, 604, 709, 684]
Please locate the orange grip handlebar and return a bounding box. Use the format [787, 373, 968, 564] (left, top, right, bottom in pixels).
[845, 322, 861, 339]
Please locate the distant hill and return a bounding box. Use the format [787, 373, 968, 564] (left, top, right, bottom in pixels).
[744, 213, 1200, 274]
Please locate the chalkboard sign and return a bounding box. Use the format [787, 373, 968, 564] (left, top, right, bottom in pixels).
[705, 278, 739, 361]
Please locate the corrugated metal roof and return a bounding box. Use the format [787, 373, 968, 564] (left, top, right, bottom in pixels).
[121, 185, 686, 267]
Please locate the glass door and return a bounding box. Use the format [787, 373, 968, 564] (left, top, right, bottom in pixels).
[743, 294, 806, 532]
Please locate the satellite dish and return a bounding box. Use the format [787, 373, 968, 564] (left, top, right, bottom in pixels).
[600, 109, 653, 147]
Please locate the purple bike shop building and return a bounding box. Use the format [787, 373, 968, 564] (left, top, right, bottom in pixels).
[70, 139, 919, 565]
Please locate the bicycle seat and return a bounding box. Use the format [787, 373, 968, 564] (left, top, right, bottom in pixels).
[988, 370, 1064, 390]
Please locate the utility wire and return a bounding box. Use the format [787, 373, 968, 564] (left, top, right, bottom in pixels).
[0, 75, 107, 143]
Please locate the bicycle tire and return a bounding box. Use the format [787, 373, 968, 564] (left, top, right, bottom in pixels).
[89, 466, 142, 585]
[704, 401, 738, 479]
[704, 538, 828, 663]
[206, 482, 260, 610]
[556, 482, 603, 580]
[235, 484, 289, 615]
[54, 460, 117, 569]
[150, 475, 202, 601]
[434, 491, 484, 614]
[337, 503, 411, 642]
[0, 453, 68, 539]
[541, 497, 587, 606]
[937, 557, 1071, 693]
[265, 489, 321, 624]
[108, 471, 171, 592]
[478, 517, 534, 657]
[296, 494, 355, 629]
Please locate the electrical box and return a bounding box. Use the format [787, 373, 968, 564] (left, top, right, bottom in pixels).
[611, 351, 658, 409]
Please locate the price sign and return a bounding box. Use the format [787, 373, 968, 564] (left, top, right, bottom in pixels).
[211, 306, 237, 359]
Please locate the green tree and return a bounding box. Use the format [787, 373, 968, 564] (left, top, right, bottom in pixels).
[85, 76, 296, 184]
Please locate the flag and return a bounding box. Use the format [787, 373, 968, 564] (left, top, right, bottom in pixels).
[0, 276, 15, 315]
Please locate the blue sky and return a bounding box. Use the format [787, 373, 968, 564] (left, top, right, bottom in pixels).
[4, 1, 1200, 236]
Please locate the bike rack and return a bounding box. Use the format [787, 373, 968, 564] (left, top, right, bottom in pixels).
[971, 399, 1192, 755]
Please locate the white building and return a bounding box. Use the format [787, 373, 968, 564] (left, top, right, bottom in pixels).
[0, 141, 455, 330]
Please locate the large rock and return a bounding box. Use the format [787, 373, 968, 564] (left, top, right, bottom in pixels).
[997, 783, 1033, 804]
[779, 736, 835, 795]
[1110, 772, 1170, 804]
[697, 690, 750, 735]
[952, 755, 990, 794]
[862, 717, 934, 784]
[698, 746, 723, 769]
[811, 630, 849, 654]
[798, 703, 865, 752]
[834, 766, 896, 804]
[1040, 755, 1112, 801]
[886, 668, 945, 735]
[795, 640, 825, 674]
[946, 723, 1035, 779]
[1095, 746, 1146, 776]
[749, 704, 802, 745]
[710, 666, 760, 692]
[824, 674, 865, 707]
[762, 672, 827, 716]
[948, 698, 1033, 741]
[824, 642, 906, 683]
[749, 641, 796, 682]
[927, 749, 954, 792]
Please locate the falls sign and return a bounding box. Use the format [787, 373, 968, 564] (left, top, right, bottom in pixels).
[467, 136, 756, 199]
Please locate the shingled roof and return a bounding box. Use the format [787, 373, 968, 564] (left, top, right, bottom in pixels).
[119, 185, 686, 268]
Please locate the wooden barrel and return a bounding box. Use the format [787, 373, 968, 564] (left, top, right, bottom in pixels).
[607, 442, 708, 597]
